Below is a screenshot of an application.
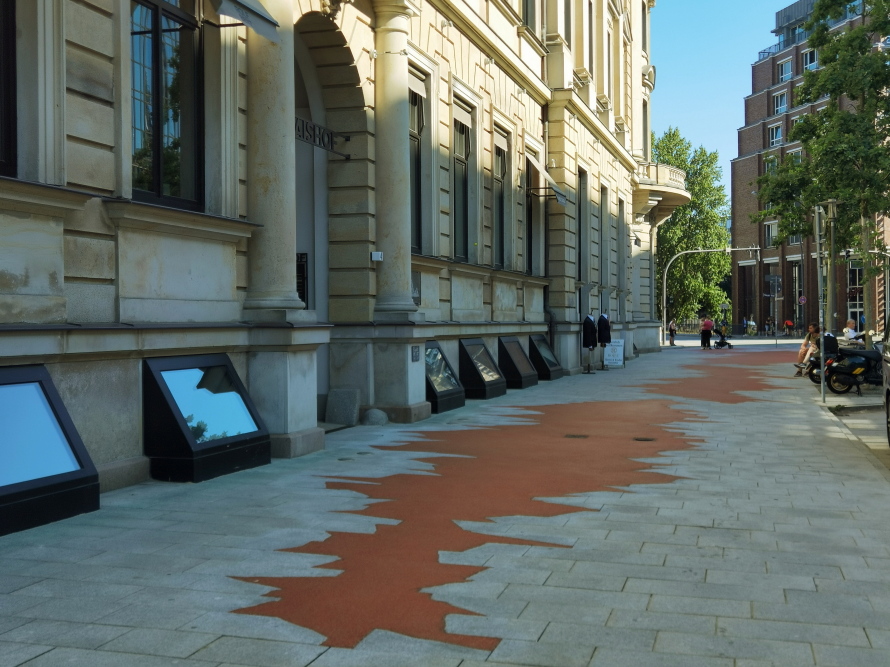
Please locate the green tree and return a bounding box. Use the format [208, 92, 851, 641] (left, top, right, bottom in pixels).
[652, 127, 731, 322]
[754, 1, 890, 335]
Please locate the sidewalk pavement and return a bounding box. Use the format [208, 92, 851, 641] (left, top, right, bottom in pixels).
[3, 344, 890, 666]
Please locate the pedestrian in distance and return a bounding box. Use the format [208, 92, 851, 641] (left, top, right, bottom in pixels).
[700, 316, 714, 350]
[668, 319, 677, 346]
[793, 322, 820, 377]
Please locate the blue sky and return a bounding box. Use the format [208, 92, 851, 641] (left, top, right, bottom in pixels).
[650, 0, 789, 194]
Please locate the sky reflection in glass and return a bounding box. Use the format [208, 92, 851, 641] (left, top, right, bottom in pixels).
[161, 367, 258, 443]
[0, 383, 79, 487]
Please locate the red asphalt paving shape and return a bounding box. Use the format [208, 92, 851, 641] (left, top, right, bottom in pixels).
[234, 352, 790, 650]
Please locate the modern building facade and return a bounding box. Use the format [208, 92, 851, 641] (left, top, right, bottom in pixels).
[731, 0, 887, 335]
[0, 0, 689, 499]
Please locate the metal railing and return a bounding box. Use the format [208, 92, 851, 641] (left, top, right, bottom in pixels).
[756, 3, 863, 62]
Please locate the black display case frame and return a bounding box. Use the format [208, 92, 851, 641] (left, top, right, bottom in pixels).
[497, 336, 539, 389]
[143, 354, 271, 482]
[423, 341, 465, 413]
[0, 365, 99, 537]
[458, 338, 507, 399]
[529, 334, 567, 380]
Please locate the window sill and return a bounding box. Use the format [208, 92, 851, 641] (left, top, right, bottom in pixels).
[0, 177, 92, 218]
[103, 199, 261, 242]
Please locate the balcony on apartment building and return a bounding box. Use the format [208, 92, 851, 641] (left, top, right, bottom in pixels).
[633, 162, 691, 225]
[757, 0, 863, 62]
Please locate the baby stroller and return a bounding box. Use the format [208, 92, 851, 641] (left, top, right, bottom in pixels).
[713, 329, 734, 349]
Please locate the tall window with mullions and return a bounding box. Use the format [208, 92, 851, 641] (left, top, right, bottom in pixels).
[492, 140, 507, 270]
[0, 0, 16, 178]
[409, 90, 423, 254]
[131, 0, 202, 208]
[453, 104, 471, 263]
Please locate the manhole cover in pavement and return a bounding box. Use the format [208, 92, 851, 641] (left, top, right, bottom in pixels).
[633, 437, 656, 441]
[338, 458, 354, 461]
[564, 434, 589, 439]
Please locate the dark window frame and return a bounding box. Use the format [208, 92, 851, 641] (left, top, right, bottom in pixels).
[0, 0, 16, 178]
[131, 0, 204, 211]
[493, 145, 506, 270]
[453, 118, 470, 263]
[409, 90, 423, 254]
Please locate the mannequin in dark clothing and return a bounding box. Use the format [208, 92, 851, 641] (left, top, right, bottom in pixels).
[581, 314, 597, 374]
[597, 314, 611, 345]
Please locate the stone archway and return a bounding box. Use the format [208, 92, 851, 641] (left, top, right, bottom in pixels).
[294, 12, 376, 325]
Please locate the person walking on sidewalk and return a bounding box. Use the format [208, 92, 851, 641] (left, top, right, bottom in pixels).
[668, 319, 677, 346]
[700, 316, 714, 350]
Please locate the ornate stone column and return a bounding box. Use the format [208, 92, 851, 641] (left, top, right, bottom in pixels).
[372, 0, 421, 321]
[243, 0, 306, 318]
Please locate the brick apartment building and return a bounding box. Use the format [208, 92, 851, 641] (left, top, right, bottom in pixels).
[730, 0, 886, 335]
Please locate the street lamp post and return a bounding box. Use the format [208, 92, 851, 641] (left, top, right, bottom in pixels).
[661, 246, 760, 343]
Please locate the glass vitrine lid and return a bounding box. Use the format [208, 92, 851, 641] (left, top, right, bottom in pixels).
[0, 382, 80, 487]
[464, 344, 502, 382]
[504, 340, 536, 375]
[425, 347, 461, 392]
[160, 367, 259, 443]
[533, 337, 561, 368]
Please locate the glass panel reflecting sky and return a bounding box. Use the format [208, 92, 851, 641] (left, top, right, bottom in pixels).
[0, 383, 80, 487]
[161, 367, 258, 443]
[425, 348, 460, 393]
[465, 344, 502, 382]
[534, 338, 561, 368]
[505, 340, 536, 375]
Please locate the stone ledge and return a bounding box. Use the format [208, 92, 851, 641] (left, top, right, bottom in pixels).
[97, 456, 151, 493]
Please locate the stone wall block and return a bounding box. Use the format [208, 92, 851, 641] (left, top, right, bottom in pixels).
[328, 188, 374, 216]
[328, 242, 373, 269]
[328, 296, 374, 322]
[66, 142, 115, 192]
[66, 94, 115, 147]
[64, 235, 115, 280]
[67, 1, 113, 57]
[328, 160, 374, 188]
[328, 215, 375, 243]
[329, 269, 374, 296]
[66, 48, 113, 102]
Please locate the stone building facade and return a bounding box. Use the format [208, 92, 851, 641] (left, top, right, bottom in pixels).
[0, 0, 688, 495]
[731, 0, 886, 335]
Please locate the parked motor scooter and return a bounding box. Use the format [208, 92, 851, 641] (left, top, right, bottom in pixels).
[823, 336, 884, 395]
[804, 334, 838, 385]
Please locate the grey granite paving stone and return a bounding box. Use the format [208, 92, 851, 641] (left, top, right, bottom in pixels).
[624, 578, 786, 602]
[647, 594, 752, 618]
[499, 583, 650, 610]
[11, 579, 144, 599]
[189, 636, 325, 666]
[8, 646, 223, 666]
[98, 627, 219, 658]
[653, 631, 815, 662]
[517, 601, 610, 626]
[468, 567, 551, 586]
[0, 641, 53, 667]
[487, 638, 593, 667]
[812, 644, 890, 666]
[606, 609, 716, 634]
[444, 615, 546, 641]
[588, 647, 733, 666]
[567, 559, 706, 582]
[716, 617, 869, 646]
[17, 597, 130, 623]
[351, 630, 489, 660]
[0, 620, 130, 650]
[93, 603, 206, 630]
[309, 649, 461, 666]
[537, 623, 656, 650]
[180, 611, 325, 644]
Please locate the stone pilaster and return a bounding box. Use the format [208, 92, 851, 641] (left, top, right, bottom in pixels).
[372, 0, 422, 322]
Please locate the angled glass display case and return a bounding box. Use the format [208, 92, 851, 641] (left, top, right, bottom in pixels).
[424, 341, 465, 413]
[458, 338, 507, 399]
[0, 365, 99, 537]
[497, 336, 539, 389]
[529, 334, 567, 380]
[143, 354, 271, 482]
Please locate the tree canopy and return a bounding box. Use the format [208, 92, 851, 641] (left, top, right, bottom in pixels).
[652, 127, 731, 321]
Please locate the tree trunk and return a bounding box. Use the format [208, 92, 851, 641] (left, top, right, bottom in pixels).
[862, 212, 874, 347]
